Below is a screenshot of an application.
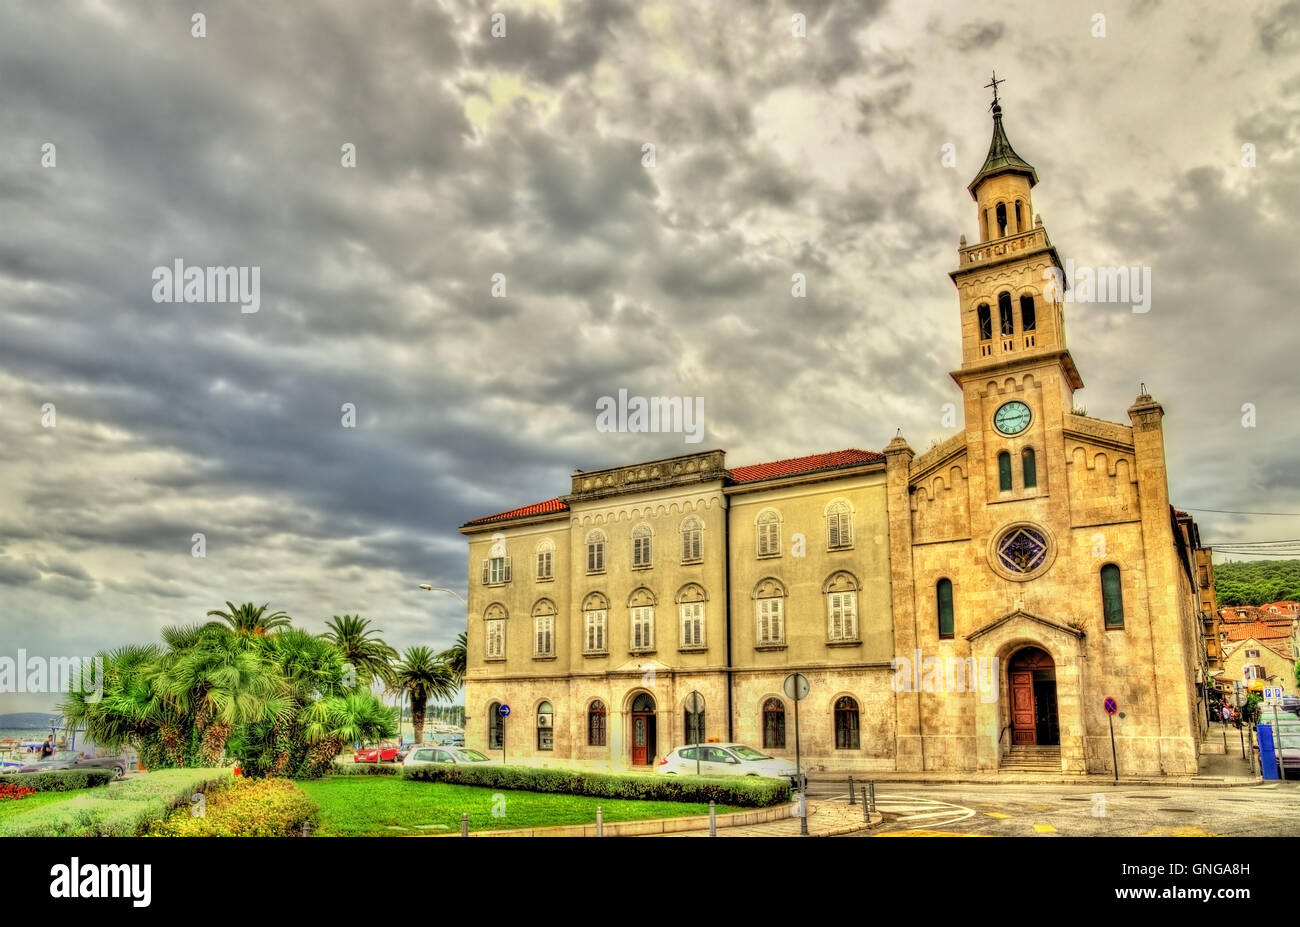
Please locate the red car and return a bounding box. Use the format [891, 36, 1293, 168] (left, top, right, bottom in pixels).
[352, 742, 400, 763]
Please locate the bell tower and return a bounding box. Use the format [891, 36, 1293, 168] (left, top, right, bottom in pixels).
[949, 76, 1081, 399]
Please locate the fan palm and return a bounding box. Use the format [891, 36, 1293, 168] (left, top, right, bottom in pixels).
[205, 601, 292, 637]
[392, 646, 457, 744]
[322, 614, 398, 688]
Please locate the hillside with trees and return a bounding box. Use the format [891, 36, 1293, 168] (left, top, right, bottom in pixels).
[1213, 559, 1300, 606]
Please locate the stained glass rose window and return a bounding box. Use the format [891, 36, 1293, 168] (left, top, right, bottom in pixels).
[996, 526, 1049, 574]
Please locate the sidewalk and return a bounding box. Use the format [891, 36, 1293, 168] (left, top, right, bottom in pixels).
[662, 800, 882, 837]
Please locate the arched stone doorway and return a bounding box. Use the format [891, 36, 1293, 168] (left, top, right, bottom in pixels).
[1008, 646, 1059, 746]
[628, 691, 657, 766]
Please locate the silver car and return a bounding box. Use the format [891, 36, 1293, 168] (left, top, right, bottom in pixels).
[658, 743, 804, 788]
[9, 750, 127, 779]
[401, 746, 498, 768]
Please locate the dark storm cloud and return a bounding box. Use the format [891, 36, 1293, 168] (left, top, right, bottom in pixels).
[949, 21, 1006, 51]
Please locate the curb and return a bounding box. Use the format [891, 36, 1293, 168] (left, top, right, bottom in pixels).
[810, 775, 1266, 789]
[439, 802, 795, 837]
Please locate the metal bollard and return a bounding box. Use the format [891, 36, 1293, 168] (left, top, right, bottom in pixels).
[596, 806, 604, 837]
[708, 800, 716, 837]
[799, 792, 808, 836]
[848, 775, 856, 805]
[460, 812, 469, 837]
[868, 781, 876, 814]
[862, 789, 869, 822]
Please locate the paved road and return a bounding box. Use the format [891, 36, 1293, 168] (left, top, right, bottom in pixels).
[804, 778, 1300, 836]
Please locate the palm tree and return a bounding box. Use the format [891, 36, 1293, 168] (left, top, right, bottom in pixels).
[322, 614, 398, 688]
[437, 631, 467, 687]
[391, 646, 457, 744]
[206, 601, 292, 637]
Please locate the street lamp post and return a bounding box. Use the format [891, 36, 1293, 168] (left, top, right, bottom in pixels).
[419, 583, 468, 745]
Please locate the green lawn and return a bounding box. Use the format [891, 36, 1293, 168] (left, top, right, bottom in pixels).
[298, 776, 742, 836]
[0, 788, 91, 824]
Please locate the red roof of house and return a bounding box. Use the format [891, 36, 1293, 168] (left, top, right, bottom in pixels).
[462, 497, 569, 527]
[727, 448, 883, 484]
[1225, 621, 1291, 642]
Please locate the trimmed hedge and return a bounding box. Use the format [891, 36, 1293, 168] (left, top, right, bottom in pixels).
[401, 764, 791, 807]
[148, 778, 318, 836]
[0, 768, 233, 837]
[328, 761, 402, 776]
[4, 768, 115, 792]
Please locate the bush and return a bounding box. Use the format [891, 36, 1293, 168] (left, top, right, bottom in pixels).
[148, 778, 318, 837]
[0, 782, 35, 801]
[0, 768, 233, 837]
[328, 762, 401, 776]
[7, 769, 115, 792]
[401, 765, 791, 807]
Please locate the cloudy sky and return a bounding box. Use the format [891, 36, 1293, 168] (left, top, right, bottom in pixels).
[1, 0, 1297, 711]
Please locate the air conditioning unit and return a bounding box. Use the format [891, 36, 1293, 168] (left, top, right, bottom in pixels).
[537, 713, 553, 728]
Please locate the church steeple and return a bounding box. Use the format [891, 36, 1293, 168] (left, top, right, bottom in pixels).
[967, 99, 1038, 199]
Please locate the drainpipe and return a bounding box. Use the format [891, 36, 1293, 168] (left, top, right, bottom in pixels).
[723, 495, 734, 742]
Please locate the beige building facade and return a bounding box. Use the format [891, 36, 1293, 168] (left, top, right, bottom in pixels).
[458, 99, 1212, 778]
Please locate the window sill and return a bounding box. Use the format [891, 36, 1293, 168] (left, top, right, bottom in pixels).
[628, 649, 657, 656]
[678, 644, 708, 653]
[680, 558, 703, 566]
[826, 545, 854, 553]
[532, 655, 557, 661]
[582, 650, 609, 658]
[755, 643, 787, 652]
[482, 581, 510, 587]
[484, 657, 506, 663]
[757, 552, 782, 560]
[536, 576, 554, 583]
[631, 564, 653, 571]
[826, 639, 861, 648]
[586, 569, 606, 577]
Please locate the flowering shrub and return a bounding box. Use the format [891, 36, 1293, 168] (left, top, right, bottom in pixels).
[0, 782, 36, 801]
[148, 778, 318, 837]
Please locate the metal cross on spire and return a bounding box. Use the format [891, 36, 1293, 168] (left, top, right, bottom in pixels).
[985, 71, 1005, 108]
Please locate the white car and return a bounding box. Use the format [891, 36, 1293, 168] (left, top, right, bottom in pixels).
[402, 745, 498, 767]
[658, 743, 804, 788]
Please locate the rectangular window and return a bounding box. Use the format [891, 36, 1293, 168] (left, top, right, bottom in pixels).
[758, 521, 781, 557]
[534, 616, 554, 656]
[827, 513, 852, 550]
[482, 556, 511, 585]
[828, 591, 858, 641]
[682, 528, 701, 562]
[536, 550, 552, 580]
[1020, 295, 1036, 331]
[587, 542, 604, 573]
[633, 535, 652, 567]
[537, 725, 553, 751]
[978, 305, 993, 341]
[1246, 649, 1260, 658]
[757, 598, 784, 645]
[584, 610, 606, 653]
[485, 619, 505, 660]
[631, 606, 655, 651]
[680, 603, 704, 648]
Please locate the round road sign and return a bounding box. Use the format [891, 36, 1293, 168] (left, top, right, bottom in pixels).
[783, 673, 810, 701]
[499, 704, 511, 718]
[1103, 697, 1118, 715]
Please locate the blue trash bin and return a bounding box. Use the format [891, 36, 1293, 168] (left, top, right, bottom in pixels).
[1259, 724, 1279, 780]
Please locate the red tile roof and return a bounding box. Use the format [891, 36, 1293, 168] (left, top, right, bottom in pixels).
[1225, 621, 1291, 642]
[727, 448, 883, 484]
[462, 497, 569, 528]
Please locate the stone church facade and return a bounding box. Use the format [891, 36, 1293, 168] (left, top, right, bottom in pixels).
[458, 100, 1212, 778]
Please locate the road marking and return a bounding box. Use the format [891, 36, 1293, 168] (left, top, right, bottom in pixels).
[879, 829, 985, 837]
[1033, 824, 1056, 833]
[986, 812, 1010, 819]
[874, 793, 976, 831]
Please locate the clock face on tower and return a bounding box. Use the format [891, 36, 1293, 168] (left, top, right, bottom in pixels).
[994, 400, 1032, 435]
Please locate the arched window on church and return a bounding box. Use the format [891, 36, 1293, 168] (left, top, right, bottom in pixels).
[996, 202, 1008, 237]
[1020, 295, 1036, 331]
[1014, 200, 1023, 232]
[977, 304, 992, 341]
[998, 451, 1012, 492]
[998, 292, 1014, 336]
[937, 579, 954, 640]
[1101, 564, 1125, 628]
[1022, 448, 1037, 488]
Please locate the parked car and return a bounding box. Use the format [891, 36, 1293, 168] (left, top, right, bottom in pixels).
[658, 743, 805, 789]
[1280, 695, 1300, 716]
[7, 750, 126, 779]
[402, 746, 497, 768]
[353, 742, 401, 764]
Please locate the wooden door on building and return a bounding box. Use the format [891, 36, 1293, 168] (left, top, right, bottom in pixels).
[1010, 671, 1037, 744]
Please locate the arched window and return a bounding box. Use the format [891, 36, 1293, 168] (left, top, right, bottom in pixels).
[677, 583, 706, 649]
[535, 538, 554, 581]
[756, 509, 782, 557]
[998, 292, 1014, 336]
[484, 603, 507, 661]
[754, 578, 786, 646]
[488, 702, 504, 750]
[937, 578, 954, 639]
[683, 696, 705, 745]
[532, 599, 556, 657]
[629, 587, 656, 652]
[1019, 295, 1036, 331]
[585, 530, 606, 574]
[834, 697, 860, 749]
[587, 700, 607, 747]
[631, 692, 656, 713]
[996, 202, 1008, 237]
[680, 516, 702, 563]
[998, 451, 1012, 491]
[1022, 447, 1037, 488]
[825, 499, 853, 550]
[762, 698, 786, 749]
[1102, 564, 1124, 628]
[977, 304, 992, 341]
[582, 592, 608, 655]
[1014, 200, 1023, 232]
[536, 701, 554, 751]
[632, 523, 652, 568]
